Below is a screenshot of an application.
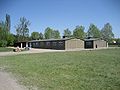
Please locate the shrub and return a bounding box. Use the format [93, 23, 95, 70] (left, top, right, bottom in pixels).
[0, 40, 8, 47]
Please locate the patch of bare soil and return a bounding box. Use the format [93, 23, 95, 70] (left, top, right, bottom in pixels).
[0, 71, 27, 90]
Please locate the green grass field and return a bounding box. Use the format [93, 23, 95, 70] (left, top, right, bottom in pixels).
[0, 47, 13, 52]
[0, 48, 120, 90]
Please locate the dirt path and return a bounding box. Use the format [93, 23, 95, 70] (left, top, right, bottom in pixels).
[0, 48, 65, 57]
[0, 47, 115, 57]
[0, 71, 26, 90]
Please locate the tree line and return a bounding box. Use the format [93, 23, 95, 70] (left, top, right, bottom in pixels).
[30, 22, 114, 43]
[0, 14, 119, 47]
[0, 14, 15, 47]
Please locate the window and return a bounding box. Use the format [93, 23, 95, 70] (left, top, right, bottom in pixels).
[46, 42, 50, 46]
[32, 42, 40, 47]
[52, 42, 57, 46]
[85, 41, 93, 48]
[86, 41, 92, 46]
[58, 41, 64, 47]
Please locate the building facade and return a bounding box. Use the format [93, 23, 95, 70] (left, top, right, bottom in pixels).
[14, 38, 107, 50]
[84, 38, 107, 49]
[29, 38, 84, 50]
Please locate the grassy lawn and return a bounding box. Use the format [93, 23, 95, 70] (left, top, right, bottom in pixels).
[0, 47, 13, 52]
[0, 48, 120, 90]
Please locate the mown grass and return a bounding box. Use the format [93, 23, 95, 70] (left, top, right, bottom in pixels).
[0, 48, 120, 90]
[0, 47, 13, 52]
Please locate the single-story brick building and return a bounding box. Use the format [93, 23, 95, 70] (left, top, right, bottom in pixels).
[84, 38, 107, 49]
[14, 38, 107, 50]
[29, 38, 84, 50]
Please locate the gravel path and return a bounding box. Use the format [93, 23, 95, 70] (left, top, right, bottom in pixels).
[0, 48, 65, 57]
[0, 71, 26, 90]
[0, 47, 115, 57]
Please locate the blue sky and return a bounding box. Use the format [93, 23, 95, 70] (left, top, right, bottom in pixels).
[0, 0, 120, 37]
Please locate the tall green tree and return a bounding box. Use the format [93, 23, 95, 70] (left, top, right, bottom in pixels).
[5, 14, 11, 32]
[52, 30, 61, 39]
[7, 34, 15, 46]
[63, 28, 71, 38]
[0, 21, 8, 46]
[73, 25, 85, 39]
[87, 24, 101, 38]
[0, 21, 7, 40]
[44, 27, 61, 39]
[31, 32, 40, 40]
[0, 20, 14, 47]
[39, 32, 44, 39]
[44, 27, 53, 39]
[15, 17, 30, 42]
[101, 23, 114, 42]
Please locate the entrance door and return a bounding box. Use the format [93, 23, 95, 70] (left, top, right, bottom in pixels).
[85, 41, 93, 48]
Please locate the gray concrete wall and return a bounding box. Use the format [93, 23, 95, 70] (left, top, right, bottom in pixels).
[65, 39, 84, 50]
[94, 40, 107, 49]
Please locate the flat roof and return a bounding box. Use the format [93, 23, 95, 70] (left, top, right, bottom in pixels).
[28, 38, 72, 42]
[84, 38, 103, 41]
